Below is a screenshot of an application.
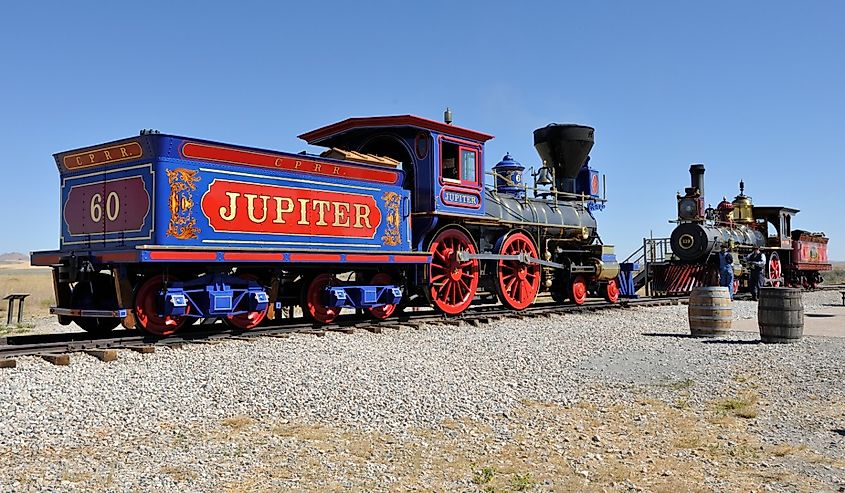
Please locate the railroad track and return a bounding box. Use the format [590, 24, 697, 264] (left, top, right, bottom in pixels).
[0, 296, 686, 366]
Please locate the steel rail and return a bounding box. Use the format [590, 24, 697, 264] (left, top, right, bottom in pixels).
[0, 297, 686, 361]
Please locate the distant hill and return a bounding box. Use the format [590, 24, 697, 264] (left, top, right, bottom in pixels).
[0, 252, 27, 263]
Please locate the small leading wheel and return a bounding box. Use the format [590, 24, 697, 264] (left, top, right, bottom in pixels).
[495, 232, 540, 310]
[767, 252, 782, 287]
[600, 279, 620, 303]
[427, 227, 479, 315]
[134, 275, 191, 337]
[369, 272, 398, 320]
[225, 274, 269, 330]
[70, 273, 121, 335]
[569, 275, 588, 305]
[302, 273, 340, 324]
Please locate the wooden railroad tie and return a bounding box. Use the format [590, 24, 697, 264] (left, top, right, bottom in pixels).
[0, 359, 17, 369]
[129, 346, 156, 354]
[85, 349, 118, 362]
[361, 325, 383, 334]
[41, 354, 70, 366]
[329, 327, 355, 335]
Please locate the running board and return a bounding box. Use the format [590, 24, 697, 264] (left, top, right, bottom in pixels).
[51, 307, 129, 318]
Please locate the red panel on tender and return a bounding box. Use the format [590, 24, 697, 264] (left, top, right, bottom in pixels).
[791, 240, 829, 265]
[181, 142, 399, 184]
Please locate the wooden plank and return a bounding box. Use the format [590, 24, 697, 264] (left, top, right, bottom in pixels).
[85, 349, 118, 362]
[129, 346, 156, 354]
[0, 359, 17, 369]
[42, 354, 70, 366]
[361, 325, 383, 334]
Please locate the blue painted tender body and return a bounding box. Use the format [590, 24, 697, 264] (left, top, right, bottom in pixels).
[55, 134, 412, 254]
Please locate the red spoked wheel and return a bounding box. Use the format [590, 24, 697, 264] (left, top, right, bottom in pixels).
[428, 228, 479, 315]
[733, 279, 740, 295]
[767, 252, 782, 287]
[134, 275, 191, 337]
[601, 279, 620, 303]
[369, 273, 398, 320]
[495, 232, 540, 310]
[225, 274, 269, 330]
[569, 275, 588, 305]
[302, 273, 340, 324]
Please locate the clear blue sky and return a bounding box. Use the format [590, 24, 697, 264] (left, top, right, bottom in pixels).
[1, 1, 843, 260]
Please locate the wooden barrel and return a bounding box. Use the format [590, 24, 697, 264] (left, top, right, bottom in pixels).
[688, 287, 732, 337]
[758, 287, 804, 343]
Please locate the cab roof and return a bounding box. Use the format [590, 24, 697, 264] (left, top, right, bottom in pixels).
[299, 114, 495, 146]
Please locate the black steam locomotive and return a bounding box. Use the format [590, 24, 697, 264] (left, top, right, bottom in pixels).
[651, 164, 831, 294]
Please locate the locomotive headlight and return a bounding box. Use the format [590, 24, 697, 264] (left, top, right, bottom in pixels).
[581, 227, 589, 239]
[679, 198, 697, 219]
[678, 234, 695, 250]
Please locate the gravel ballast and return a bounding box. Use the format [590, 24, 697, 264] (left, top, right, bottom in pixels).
[1, 291, 844, 492]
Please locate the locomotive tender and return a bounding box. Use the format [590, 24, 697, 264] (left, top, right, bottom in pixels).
[31, 114, 618, 336]
[652, 164, 831, 294]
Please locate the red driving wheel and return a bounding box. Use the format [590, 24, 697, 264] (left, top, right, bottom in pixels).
[495, 232, 540, 310]
[602, 279, 620, 303]
[428, 228, 479, 315]
[302, 273, 340, 324]
[768, 253, 782, 287]
[225, 274, 268, 330]
[134, 275, 191, 336]
[369, 272, 398, 320]
[569, 275, 588, 305]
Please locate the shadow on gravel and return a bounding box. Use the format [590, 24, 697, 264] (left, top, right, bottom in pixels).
[833, 429, 845, 437]
[641, 332, 698, 338]
[640, 333, 763, 345]
[700, 339, 761, 345]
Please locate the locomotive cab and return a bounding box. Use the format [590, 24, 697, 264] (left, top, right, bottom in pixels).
[299, 114, 493, 219]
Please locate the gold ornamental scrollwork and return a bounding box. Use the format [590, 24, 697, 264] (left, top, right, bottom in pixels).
[166, 168, 201, 240]
[381, 191, 402, 246]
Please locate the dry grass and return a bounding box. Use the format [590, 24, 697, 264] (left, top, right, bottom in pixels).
[221, 415, 255, 430]
[714, 392, 759, 419]
[771, 443, 807, 457]
[2, 392, 840, 492]
[0, 263, 54, 321]
[825, 266, 845, 285]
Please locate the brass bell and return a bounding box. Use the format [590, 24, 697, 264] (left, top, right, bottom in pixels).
[535, 166, 554, 186]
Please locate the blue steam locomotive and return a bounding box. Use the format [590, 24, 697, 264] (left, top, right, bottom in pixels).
[31, 112, 618, 336]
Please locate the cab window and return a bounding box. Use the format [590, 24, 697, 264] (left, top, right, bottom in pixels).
[441, 141, 459, 180]
[440, 140, 479, 186]
[461, 149, 477, 182]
